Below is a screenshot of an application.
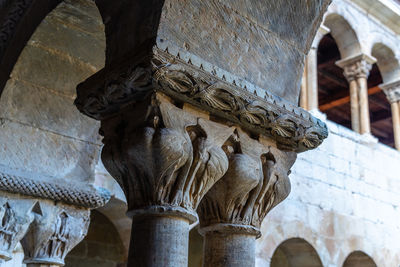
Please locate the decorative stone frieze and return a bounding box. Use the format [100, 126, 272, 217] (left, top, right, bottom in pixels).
[75, 48, 328, 153]
[0, 195, 36, 262]
[380, 80, 400, 103]
[197, 130, 296, 267]
[0, 171, 110, 209]
[21, 202, 90, 266]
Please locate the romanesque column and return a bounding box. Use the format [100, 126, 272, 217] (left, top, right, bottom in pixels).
[337, 54, 376, 134]
[303, 25, 330, 111]
[75, 47, 328, 267]
[198, 131, 296, 267]
[380, 80, 400, 150]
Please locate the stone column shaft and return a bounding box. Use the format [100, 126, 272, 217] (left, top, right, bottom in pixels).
[391, 101, 400, 150]
[306, 48, 319, 110]
[381, 80, 400, 151]
[303, 25, 330, 111]
[129, 215, 189, 267]
[300, 65, 308, 109]
[349, 79, 360, 132]
[203, 231, 255, 267]
[357, 76, 371, 134]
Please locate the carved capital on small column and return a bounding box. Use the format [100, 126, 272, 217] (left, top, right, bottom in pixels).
[380, 80, 400, 103]
[198, 130, 296, 237]
[0, 194, 35, 261]
[21, 202, 90, 266]
[336, 53, 376, 82]
[100, 93, 234, 221]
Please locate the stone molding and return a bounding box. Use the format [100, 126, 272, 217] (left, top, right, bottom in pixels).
[21, 202, 90, 266]
[336, 53, 377, 81]
[380, 80, 400, 103]
[0, 172, 110, 209]
[198, 129, 296, 237]
[75, 47, 328, 153]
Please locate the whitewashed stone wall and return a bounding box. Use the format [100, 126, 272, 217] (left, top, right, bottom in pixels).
[256, 120, 400, 267]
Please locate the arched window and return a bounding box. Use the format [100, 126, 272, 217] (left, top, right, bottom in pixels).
[343, 251, 377, 267]
[270, 238, 323, 267]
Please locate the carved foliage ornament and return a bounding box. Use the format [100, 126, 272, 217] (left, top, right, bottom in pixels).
[75, 48, 328, 153]
[343, 59, 372, 81]
[0, 200, 34, 261]
[100, 95, 234, 222]
[198, 130, 296, 236]
[22, 202, 90, 265]
[381, 81, 400, 103]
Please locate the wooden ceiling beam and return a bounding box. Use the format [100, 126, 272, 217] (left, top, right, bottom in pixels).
[318, 69, 348, 87]
[319, 86, 381, 111]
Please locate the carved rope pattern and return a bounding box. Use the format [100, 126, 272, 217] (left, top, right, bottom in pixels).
[0, 0, 33, 58]
[0, 172, 110, 209]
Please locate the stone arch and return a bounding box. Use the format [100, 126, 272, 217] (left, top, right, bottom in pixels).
[0, 0, 106, 183]
[371, 42, 400, 83]
[270, 238, 323, 267]
[342, 251, 377, 267]
[324, 13, 362, 59]
[65, 210, 126, 266]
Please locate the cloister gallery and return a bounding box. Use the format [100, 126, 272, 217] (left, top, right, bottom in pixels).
[0, 0, 399, 266]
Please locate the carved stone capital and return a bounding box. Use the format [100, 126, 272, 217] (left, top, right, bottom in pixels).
[75, 47, 328, 153]
[0, 194, 35, 261]
[21, 202, 90, 266]
[380, 80, 400, 103]
[336, 54, 376, 81]
[198, 130, 296, 237]
[100, 93, 234, 222]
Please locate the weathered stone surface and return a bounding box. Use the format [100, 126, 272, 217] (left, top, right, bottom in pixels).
[0, 120, 100, 183]
[0, 79, 100, 143]
[156, 0, 330, 104]
[47, 0, 105, 40]
[29, 15, 105, 70]
[10, 45, 97, 97]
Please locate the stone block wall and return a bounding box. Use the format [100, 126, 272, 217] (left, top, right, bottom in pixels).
[256, 120, 400, 267]
[0, 0, 105, 184]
